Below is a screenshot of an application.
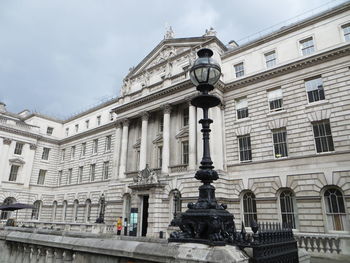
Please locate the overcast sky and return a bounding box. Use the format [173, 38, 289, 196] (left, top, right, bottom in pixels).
[0, 0, 346, 119]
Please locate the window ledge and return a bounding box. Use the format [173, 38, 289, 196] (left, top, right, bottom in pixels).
[239, 160, 252, 164]
[267, 109, 287, 116]
[104, 150, 112, 154]
[305, 99, 329, 109]
[40, 160, 49, 163]
[234, 117, 251, 124]
[1, 181, 24, 185]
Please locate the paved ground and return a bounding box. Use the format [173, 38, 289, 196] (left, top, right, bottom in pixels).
[311, 257, 350, 263]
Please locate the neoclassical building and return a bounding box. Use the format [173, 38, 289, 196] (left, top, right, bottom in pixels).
[1, 2, 349, 257]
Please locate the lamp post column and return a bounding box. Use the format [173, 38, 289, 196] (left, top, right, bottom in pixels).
[161, 104, 171, 174]
[139, 112, 149, 170]
[119, 119, 129, 179]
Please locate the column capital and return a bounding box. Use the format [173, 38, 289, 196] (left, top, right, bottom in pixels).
[141, 112, 150, 121]
[30, 144, 37, 150]
[114, 120, 122, 129]
[161, 104, 172, 114]
[122, 118, 130, 127]
[185, 95, 197, 106]
[3, 138, 11, 145]
[220, 102, 226, 110]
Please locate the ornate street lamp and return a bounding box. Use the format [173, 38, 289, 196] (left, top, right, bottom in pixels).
[169, 48, 236, 245]
[95, 194, 106, 223]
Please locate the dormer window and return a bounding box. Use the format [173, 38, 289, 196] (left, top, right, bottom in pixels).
[46, 127, 54, 135]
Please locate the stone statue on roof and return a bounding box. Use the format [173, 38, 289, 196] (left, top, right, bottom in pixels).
[164, 26, 174, 39]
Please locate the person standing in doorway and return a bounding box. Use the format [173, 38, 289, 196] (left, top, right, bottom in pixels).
[117, 216, 123, 235]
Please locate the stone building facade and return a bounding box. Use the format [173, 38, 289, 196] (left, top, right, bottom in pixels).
[0, 1, 349, 252]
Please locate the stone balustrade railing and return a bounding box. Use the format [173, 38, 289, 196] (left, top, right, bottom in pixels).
[169, 164, 188, 173]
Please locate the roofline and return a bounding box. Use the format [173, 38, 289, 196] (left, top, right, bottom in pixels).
[222, 1, 350, 59]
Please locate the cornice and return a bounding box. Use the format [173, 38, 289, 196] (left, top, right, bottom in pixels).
[225, 44, 350, 91]
[0, 125, 42, 141]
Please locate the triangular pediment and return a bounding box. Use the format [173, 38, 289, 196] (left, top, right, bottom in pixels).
[175, 127, 189, 139]
[152, 133, 163, 144]
[133, 138, 141, 149]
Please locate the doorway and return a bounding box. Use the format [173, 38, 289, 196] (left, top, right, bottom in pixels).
[141, 195, 149, 236]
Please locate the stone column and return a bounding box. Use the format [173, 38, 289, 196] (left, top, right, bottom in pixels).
[161, 104, 171, 174]
[119, 119, 129, 179]
[0, 138, 12, 185]
[209, 106, 224, 170]
[23, 143, 36, 187]
[112, 122, 122, 180]
[139, 112, 149, 170]
[63, 250, 74, 262]
[54, 248, 64, 263]
[188, 103, 197, 170]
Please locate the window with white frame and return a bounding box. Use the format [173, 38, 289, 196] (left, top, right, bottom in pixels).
[280, 189, 297, 228]
[52, 201, 57, 221]
[272, 128, 288, 158]
[183, 108, 189, 127]
[300, 37, 315, 56]
[46, 127, 54, 135]
[68, 168, 73, 184]
[159, 115, 164, 133]
[31, 200, 42, 220]
[78, 166, 83, 183]
[58, 170, 62, 186]
[234, 62, 244, 78]
[170, 190, 182, 221]
[8, 165, 19, 181]
[81, 142, 86, 157]
[182, 141, 189, 165]
[312, 120, 334, 153]
[71, 146, 76, 160]
[158, 146, 163, 168]
[14, 142, 24, 155]
[61, 149, 65, 161]
[0, 197, 15, 219]
[65, 128, 69, 136]
[236, 97, 249, 120]
[103, 161, 109, 180]
[136, 150, 140, 170]
[105, 135, 112, 152]
[324, 188, 346, 231]
[267, 88, 283, 111]
[238, 135, 252, 162]
[85, 120, 90, 129]
[264, 51, 276, 68]
[62, 200, 68, 221]
[41, 147, 50, 160]
[85, 199, 91, 222]
[97, 115, 101, 126]
[37, 169, 46, 185]
[90, 164, 96, 181]
[73, 199, 79, 222]
[342, 23, 350, 42]
[75, 124, 79, 133]
[305, 76, 325, 103]
[242, 191, 257, 227]
[92, 139, 98, 154]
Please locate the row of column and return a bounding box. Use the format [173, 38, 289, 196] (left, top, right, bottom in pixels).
[2, 242, 73, 263]
[112, 103, 198, 179]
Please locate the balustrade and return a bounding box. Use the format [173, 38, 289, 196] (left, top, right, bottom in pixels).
[294, 233, 342, 254]
[169, 164, 188, 173]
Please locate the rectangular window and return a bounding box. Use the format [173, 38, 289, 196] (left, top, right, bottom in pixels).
[313, 120, 334, 153]
[65, 128, 69, 136]
[182, 141, 189, 165]
[97, 116, 101, 126]
[272, 128, 288, 158]
[41, 147, 50, 160]
[183, 108, 189, 127]
[75, 124, 79, 133]
[37, 169, 46, 185]
[264, 51, 276, 68]
[71, 146, 76, 160]
[103, 161, 109, 180]
[58, 170, 62, 186]
[158, 146, 163, 168]
[300, 37, 315, 56]
[14, 142, 24, 155]
[267, 88, 283, 111]
[236, 98, 249, 119]
[61, 149, 65, 161]
[105, 136, 112, 152]
[90, 164, 96, 181]
[234, 62, 244, 78]
[305, 77, 325, 103]
[92, 139, 98, 154]
[9, 165, 19, 181]
[85, 120, 90, 129]
[78, 166, 84, 183]
[46, 127, 54, 135]
[68, 168, 73, 184]
[81, 143, 86, 157]
[159, 115, 164, 132]
[342, 23, 350, 42]
[238, 135, 252, 162]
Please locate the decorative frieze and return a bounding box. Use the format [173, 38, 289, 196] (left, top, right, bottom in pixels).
[3, 138, 11, 145]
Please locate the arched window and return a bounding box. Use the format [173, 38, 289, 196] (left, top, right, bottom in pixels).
[52, 201, 57, 221]
[62, 200, 68, 221]
[85, 199, 91, 223]
[324, 188, 346, 231]
[31, 200, 42, 220]
[242, 191, 257, 227]
[73, 200, 79, 222]
[0, 197, 16, 219]
[170, 190, 182, 221]
[280, 189, 297, 229]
